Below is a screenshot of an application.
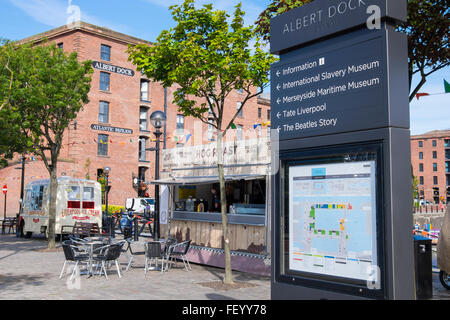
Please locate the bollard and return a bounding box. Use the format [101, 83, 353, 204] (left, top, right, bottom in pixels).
[134, 216, 138, 241]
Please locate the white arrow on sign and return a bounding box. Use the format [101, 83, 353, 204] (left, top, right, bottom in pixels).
[276, 70, 280, 77]
[277, 126, 281, 133]
[276, 84, 281, 91]
[276, 98, 281, 105]
[277, 112, 281, 119]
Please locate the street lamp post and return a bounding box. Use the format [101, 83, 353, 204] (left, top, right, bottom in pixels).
[103, 166, 111, 236]
[147, 111, 166, 241]
[15, 155, 26, 238]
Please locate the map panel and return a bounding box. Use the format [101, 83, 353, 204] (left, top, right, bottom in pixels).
[288, 161, 377, 281]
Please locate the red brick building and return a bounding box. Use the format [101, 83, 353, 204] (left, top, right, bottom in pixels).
[410, 130, 450, 204]
[0, 22, 271, 216]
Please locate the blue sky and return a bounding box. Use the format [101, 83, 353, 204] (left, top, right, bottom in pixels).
[0, 0, 448, 135]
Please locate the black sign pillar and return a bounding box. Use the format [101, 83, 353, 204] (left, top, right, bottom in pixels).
[270, 0, 415, 300]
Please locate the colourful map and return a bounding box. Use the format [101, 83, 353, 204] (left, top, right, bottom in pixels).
[288, 161, 378, 282]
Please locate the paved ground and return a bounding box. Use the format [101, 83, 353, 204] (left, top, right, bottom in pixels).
[0, 234, 448, 300]
[0, 234, 270, 300]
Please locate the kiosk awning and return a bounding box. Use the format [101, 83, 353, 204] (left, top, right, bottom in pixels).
[147, 174, 266, 186]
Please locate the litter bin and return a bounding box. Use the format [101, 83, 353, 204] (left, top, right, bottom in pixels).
[414, 235, 433, 299]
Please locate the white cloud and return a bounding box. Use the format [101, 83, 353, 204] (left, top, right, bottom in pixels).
[8, 0, 131, 34]
[9, 0, 68, 27]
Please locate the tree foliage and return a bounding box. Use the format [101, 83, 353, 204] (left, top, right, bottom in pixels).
[0, 41, 92, 248]
[398, 0, 449, 101]
[255, 0, 449, 102]
[127, 0, 276, 284]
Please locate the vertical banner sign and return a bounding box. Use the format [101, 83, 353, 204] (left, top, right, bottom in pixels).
[2, 184, 7, 221]
[270, 0, 415, 300]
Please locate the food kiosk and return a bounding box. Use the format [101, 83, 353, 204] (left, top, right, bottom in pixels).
[153, 137, 271, 275]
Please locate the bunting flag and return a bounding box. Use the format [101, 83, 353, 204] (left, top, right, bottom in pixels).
[230, 123, 236, 129]
[445, 79, 450, 93]
[416, 93, 430, 100]
[186, 133, 192, 143]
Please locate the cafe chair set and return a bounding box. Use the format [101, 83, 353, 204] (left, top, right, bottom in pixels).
[59, 238, 127, 280]
[125, 238, 193, 275]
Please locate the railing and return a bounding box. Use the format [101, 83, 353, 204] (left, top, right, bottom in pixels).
[413, 205, 447, 214]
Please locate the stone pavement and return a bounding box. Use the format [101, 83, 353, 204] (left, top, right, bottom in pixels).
[0, 234, 270, 300]
[0, 234, 449, 300]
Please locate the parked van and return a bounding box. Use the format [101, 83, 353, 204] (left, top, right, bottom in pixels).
[21, 177, 102, 237]
[125, 197, 155, 214]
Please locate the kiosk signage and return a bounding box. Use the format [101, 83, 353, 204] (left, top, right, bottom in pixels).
[270, 0, 415, 300]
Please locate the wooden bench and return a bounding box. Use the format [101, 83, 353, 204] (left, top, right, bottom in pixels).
[1, 217, 17, 235]
[61, 222, 101, 238]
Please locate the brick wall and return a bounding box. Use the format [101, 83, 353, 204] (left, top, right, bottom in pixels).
[0, 22, 271, 216]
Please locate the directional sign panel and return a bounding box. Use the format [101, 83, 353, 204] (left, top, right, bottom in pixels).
[271, 31, 393, 141]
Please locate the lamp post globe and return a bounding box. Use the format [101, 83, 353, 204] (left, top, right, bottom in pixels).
[149, 110, 166, 241]
[150, 110, 166, 129]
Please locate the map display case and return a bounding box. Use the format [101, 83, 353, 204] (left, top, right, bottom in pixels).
[276, 143, 385, 298]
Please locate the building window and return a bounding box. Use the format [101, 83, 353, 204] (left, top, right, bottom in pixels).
[267, 109, 271, 120]
[57, 42, 63, 49]
[176, 143, 184, 148]
[258, 108, 262, 118]
[176, 115, 184, 132]
[419, 152, 423, 160]
[97, 134, 108, 156]
[140, 107, 148, 131]
[434, 176, 438, 185]
[433, 151, 437, 159]
[139, 136, 148, 161]
[419, 163, 424, 172]
[237, 125, 243, 140]
[420, 176, 424, 185]
[100, 72, 110, 91]
[433, 163, 438, 171]
[99, 101, 109, 123]
[101, 44, 111, 61]
[419, 141, 423, 147]
[140, 80, 149, 101]
[138, 167, 147, 197]
[432, 140, 437, 147]
[237, 102, 243, 117]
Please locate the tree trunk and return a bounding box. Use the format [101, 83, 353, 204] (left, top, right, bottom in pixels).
[217, 130, 233, 284]
[47, 163, 58, 249]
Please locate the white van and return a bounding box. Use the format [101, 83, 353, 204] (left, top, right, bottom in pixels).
[125, 198, 154, 214]
[21, 177, 102, 237]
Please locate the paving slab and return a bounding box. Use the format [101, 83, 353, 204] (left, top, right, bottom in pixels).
[0, 234, 270, 300]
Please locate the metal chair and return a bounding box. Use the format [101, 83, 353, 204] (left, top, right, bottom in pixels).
[92, 241, 125, 279]
[160, 238, 177, 273]
[165, 240, 192, 272]
[144, 241, 162, 275]
[125, 240, 146, 271]
[59, 240, 89, 280]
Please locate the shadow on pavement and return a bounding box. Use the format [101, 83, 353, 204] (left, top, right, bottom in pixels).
[205, 293, 237, 300]
[0, 273, 49, 292]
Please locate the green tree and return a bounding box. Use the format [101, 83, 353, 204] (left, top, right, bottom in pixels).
[255, 0, 449, 102]
[127, 0, 275, 284]
[0, 41, 92, 249]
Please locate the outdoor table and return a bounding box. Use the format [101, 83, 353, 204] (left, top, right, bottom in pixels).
[84, 239, 105, 277]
